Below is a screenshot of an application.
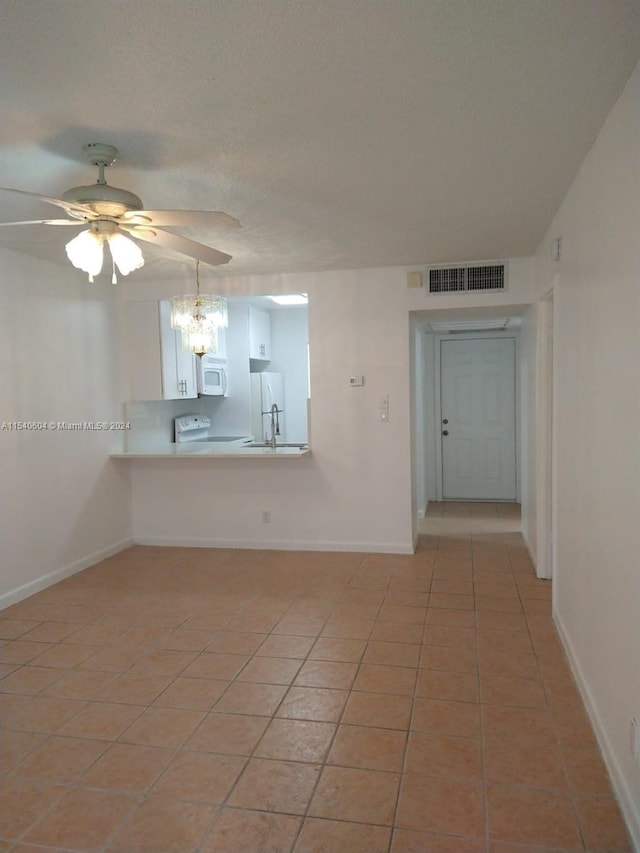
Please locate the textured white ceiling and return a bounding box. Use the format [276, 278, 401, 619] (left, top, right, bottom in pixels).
[1, 0, 639, 281]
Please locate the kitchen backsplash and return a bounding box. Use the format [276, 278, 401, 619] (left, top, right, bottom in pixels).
[124, 398, 228, 451]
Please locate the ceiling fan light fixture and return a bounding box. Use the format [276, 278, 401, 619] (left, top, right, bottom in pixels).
[1, 143, 237, 276]
[65, 228, 104, 278]
[107, 231, 144, 276]
[65, 221, 143, 282]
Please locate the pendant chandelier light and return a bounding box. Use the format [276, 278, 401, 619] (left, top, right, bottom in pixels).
[65, 219, 144, 283]
[170, 260, 228, 357]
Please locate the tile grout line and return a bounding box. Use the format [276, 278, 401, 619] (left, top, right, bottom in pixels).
[387, 566, 432, 853]
[473, 543, 491, 853]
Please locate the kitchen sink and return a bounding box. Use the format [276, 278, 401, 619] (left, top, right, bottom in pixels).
[202, 436, 253, 443]
[249, 442, 308, 448]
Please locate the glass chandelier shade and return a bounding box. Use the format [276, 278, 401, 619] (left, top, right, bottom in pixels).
[65, 222, 144, 282]
[65, 229, 104, 278]
[107, 232, 145, 276]
[170, 261, 228, 357]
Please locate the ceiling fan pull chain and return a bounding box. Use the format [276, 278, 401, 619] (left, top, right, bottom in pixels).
[111, 257, 118, 285]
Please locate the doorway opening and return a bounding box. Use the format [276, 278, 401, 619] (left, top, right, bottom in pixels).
[410, 300, 551, 580]
[410, 308, 530, 550]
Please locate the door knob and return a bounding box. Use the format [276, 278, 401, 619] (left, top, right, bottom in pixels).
[442, 430, 449, 436]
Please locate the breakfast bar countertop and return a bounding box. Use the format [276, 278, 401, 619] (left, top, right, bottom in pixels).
[111, 441, 311, 459]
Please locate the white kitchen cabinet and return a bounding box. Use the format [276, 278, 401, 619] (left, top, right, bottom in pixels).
[248, 306, 271, 361]
[125, 301, 197, 401]
[210, 324, 227, 360]
[159, 301, 198, 399]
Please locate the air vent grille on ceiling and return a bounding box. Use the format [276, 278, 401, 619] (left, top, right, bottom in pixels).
[426, 263, 506, 295]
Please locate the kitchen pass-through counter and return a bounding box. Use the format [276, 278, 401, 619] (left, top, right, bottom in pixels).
[111, 441, 311, 459]
[112, 414, 310, 459]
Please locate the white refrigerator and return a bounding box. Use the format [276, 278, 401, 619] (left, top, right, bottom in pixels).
[250, 372, 285, 442]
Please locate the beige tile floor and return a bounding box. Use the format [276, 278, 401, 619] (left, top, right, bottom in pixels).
[0, 502, 633, 852]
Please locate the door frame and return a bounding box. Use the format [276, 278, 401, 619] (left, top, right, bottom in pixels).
[433, 330, 520, 502]
[535, 289, 556, 578]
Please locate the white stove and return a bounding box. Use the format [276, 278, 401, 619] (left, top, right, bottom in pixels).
[174, 415, 253, 445]
[174, 414, 212, 443]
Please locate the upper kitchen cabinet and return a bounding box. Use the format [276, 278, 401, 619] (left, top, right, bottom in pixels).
[196, 320, 227, 361]
[210, 325, 227, 360]
[125, 301, 197, 401]
[248, 306, 271, 361]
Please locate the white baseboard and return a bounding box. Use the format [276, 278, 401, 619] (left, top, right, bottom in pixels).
[554, 611, 640, 851]
[133, 535, 414, 555]
[0, 537, 134, 611]
[417, 499, 432, 519]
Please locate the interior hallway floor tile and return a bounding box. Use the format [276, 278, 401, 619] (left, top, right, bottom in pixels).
[0, 503, 634, 852]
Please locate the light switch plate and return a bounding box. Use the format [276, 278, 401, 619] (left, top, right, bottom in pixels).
[349, 375, 365, 386]
[631, 717, 639, 761]
[380, 394, 389, 422]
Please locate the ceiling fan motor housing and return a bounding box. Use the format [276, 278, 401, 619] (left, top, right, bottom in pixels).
[62, 183, 143, 217]
[62, 143, 143, 216]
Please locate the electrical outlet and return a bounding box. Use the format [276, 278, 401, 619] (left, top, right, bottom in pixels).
[261, 510, 271, 524]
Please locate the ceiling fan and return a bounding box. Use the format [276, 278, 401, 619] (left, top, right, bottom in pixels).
[0, 143, 240, 281]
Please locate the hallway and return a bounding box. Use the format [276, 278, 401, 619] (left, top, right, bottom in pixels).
[419, 500, 522, 538]
[0, 523, 632, 851]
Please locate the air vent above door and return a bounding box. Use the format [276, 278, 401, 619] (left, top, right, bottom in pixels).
[425, 263, 506, 295]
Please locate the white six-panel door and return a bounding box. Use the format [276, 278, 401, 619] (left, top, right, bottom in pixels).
[440, 337, 516, 500]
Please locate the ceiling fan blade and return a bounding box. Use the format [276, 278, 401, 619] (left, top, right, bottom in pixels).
[0, 218, 84, 227]
[0, 187, 93, 219]
[122, 209, 240, 229]
[129, 226, 232, 266]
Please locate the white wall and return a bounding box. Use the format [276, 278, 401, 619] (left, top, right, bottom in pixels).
[0, 249, 132, 606]
[129, 267, 414, 552]
[126, 258, 536, 553]
[536, 63, 640, 843]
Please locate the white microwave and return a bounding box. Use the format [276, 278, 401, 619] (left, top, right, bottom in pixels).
[197, 356, 228, 396]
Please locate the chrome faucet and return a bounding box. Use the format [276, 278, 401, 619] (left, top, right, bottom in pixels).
[263, 403, 282, 449]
